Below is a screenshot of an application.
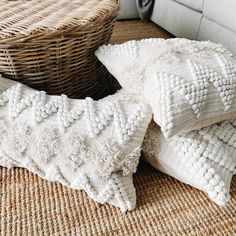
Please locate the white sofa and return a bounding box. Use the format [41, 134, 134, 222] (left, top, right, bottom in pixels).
[118, 0, 236, 54]
[118, 0, 139, 19]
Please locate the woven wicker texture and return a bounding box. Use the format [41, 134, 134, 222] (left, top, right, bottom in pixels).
[0, 162, 236, 235]
[0, 0, 119, 99]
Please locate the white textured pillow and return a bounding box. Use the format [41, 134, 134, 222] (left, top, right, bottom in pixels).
[96, 38, 236, 138]
[142, 121, 236, 206]
[0, 75, 152, 212]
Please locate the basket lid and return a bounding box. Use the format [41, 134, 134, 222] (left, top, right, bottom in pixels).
[0, 0, 118, 40]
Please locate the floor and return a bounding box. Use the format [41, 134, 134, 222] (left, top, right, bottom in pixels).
[110, 20, 173, 44]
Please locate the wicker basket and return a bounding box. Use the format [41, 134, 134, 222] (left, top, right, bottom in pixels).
[0, 0, 119, 99]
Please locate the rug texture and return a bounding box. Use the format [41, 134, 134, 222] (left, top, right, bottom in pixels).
[0, 20, 236, 235]
[1, 162, 236, 235]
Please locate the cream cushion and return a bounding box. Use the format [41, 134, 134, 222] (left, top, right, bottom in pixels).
[0, 75, 152, 212]
[142, 120, 236, 206]
[96, 38, 236, 138]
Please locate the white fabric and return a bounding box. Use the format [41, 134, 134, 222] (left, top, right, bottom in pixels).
[174, 0, 204, 12]
[151, 0, 202, 39]
[0, 75, 152, 212]
[151, 0, 236, 53]
[203, 0, 236, 34]
[198, 17, 236, 56]
[142, 121, 236, 206]
[96, 38, 236, 138]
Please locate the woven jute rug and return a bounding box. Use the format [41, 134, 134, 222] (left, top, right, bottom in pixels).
[1, 20, 236, 235]
[1, 162, 236, 235]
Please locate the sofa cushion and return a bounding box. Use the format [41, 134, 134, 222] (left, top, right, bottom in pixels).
[203, 0, 236, 33]
[151, 0, 202, 39]
[174, 0, 204, 12]
[198, 17, 236, 55]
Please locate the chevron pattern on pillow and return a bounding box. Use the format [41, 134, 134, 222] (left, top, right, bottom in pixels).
[0, 75, 152, 212]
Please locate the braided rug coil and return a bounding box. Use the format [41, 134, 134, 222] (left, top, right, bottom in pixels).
[0, 0, 119, 99]
[0, 162, 235, 236]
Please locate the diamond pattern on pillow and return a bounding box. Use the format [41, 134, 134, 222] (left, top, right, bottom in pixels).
[0, 75, 152, 212]
[96, 38, 236, 138]
[142, 120, 236, 206]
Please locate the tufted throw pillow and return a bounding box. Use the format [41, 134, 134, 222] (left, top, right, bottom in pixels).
[0, 75, 152, 212]
[142, 121, 236, 206]
[96, 38, 236, 138]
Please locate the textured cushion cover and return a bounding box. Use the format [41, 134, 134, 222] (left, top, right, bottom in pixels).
[96, 38, 236, 138]
[0, 75, 152, 212]
[142, 120, 236, 206]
